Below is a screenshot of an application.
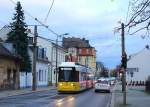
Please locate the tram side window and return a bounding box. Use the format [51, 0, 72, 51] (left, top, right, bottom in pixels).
[79, 72, 83, 81]
[81, 72, 86, 81]
[87, 76, 91, 80]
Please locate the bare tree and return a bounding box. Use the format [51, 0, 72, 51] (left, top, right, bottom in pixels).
[126, 0, 150, 37]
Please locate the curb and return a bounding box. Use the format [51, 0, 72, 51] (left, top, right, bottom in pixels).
[0, 87, 56, 99]
[106, 92, 112, 107]
[110, 89, 115, 107]
[107, 83, 118, 107]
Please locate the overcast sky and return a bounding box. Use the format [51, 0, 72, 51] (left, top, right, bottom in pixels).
[0, 0, 150, 68]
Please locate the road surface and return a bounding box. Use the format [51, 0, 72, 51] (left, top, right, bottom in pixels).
[0, 89, 111, 107]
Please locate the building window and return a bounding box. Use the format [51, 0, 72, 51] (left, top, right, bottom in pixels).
[87, 56, 90, 66]
[42, 70, 44, 81]
[86, 56, 90, 66]
[37, 72, 38, 81]
[79, 49, 82, 54]
[28, 37, 33, 44]
[86, 49, 90, 54]
[45, 70, 47, 81]
[7, 69, 11, 81]
[79, 56, 82, 63]
[39, 70, 41, 81]
[37, 47, 46, 60]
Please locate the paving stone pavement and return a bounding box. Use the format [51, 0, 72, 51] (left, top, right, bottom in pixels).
[114, 84, 150, 107]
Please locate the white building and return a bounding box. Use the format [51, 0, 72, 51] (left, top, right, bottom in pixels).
[32, 36, 53, 85]
[30, 36, 66, 85]
[20, 47, 49, 87]
[127, 46, 150, 82]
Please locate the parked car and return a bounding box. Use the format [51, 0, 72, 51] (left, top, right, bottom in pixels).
[94, 79, 111, 93]
[110, 80, 115, 85]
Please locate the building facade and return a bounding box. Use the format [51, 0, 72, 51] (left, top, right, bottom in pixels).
[63, 37, 96, 72]
[0, 43, 20, 90]
[127, 46, 150, 82]
[77, 47, 96, 69]
[0, 26, 50, 87]
[20, 46, 49, 87]
[28, 34, 66, 85]
[51, 43, 66, 85]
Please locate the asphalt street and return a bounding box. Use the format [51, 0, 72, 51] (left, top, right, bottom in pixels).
[0, 89, 111, 107]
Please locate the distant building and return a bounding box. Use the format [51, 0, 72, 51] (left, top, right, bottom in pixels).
[63, 37, 96, 71]
[127, 45, 150, 82]
[96, 62, 105, 78]
[0, 42, 20, 90]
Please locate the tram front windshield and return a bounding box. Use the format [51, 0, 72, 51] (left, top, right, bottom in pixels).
[58, 67, 79, 82]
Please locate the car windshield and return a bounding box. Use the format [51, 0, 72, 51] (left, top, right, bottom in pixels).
[97, 80, 108, 84]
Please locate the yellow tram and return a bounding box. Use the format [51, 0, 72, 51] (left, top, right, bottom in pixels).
[57, 62, 94, 92]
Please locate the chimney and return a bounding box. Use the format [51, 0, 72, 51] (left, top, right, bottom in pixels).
[86, 40, 89, 44]
[146, 45, 149, 50]
[27, 29, 31, 33]
[82, 38, 85, 41]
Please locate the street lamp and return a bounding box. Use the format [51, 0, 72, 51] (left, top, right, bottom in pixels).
[55, 33, 69, 87]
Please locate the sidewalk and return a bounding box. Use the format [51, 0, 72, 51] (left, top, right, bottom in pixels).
[113, 84, 150, 107]
[0, 86, 56, 99]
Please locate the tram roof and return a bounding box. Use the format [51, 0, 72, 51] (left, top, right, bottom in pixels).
[59, 62, 94, 73]
[59, 62, 84, 68]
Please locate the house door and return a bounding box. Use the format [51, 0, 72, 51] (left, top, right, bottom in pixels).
[7, 69, 11, 88]
[0, 68, 4, 89]
[13, 69, 16, 89]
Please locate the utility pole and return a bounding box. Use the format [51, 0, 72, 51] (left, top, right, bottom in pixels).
[32, 25, 38, 91]
[121, 23, 127, 105]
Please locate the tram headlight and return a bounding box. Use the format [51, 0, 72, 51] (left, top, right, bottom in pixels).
[59, 83, 63, 86]
[71, 83, 74, 86]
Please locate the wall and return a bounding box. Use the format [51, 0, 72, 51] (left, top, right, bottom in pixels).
[20, 72, 32, 88]
[127, 48, 150, 82]
[0, 58, 20, 89]
[36, 61, 48, 86]
[20, 48, 49, 88]
[20, 61, 49, 88]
